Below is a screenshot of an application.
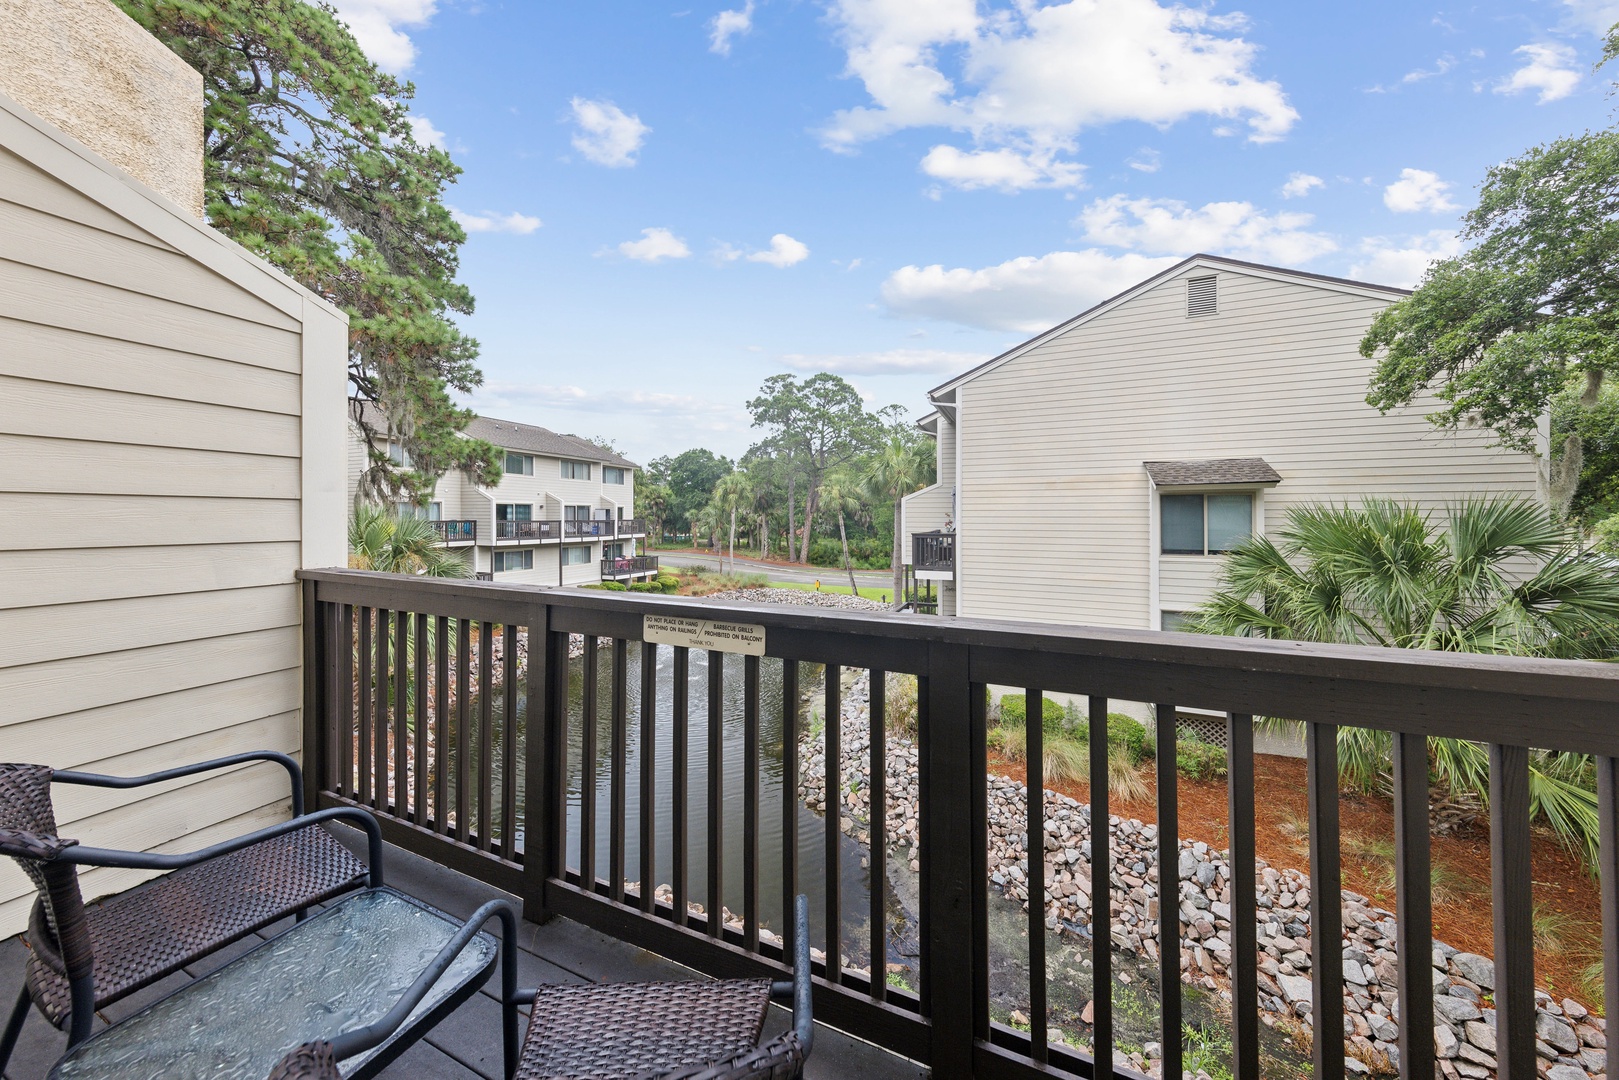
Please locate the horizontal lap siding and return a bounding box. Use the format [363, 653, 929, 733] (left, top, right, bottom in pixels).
[0, 156, 311, 933]
[958, 270, 1539, 628]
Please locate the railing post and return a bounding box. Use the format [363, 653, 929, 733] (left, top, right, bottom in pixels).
[522, 600, 559, 923]
[299, 576, 322, 816]
[922, 640, 982, 1079]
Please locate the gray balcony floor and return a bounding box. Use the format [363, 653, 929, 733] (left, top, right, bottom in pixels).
[1, 833, 924, 1079]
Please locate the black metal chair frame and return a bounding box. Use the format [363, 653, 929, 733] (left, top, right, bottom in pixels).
[0, 752, 383, 1072]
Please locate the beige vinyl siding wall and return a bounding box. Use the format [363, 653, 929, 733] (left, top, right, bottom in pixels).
[0, 94, 347, 935]
[902, 414, 955, 553]
[957, 267, 1539, 628]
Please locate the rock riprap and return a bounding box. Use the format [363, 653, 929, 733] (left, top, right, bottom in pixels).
[796, 670, 1605, 1080]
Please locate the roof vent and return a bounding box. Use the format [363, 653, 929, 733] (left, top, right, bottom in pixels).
[1187, 275, 1218, 317]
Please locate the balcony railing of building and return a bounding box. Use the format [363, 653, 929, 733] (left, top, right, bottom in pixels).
[616, 518, 648, 537]
[496, 520, 562, 542]
[298, 567, 1619, 1080]
[912, 531, 954, 575]
[429, 520, 478, 544]
[601, 555, 660, 579]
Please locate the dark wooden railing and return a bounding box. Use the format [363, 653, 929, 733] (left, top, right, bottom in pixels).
[616, 517, 648, 536]
[564, 519, 617, 539]
[496, 519, 561, 541]
[429, 519, 477, 543]
[913, 531, 954, 574]
[299, 568, 1619, 1080]
[601, 556, 659, 578]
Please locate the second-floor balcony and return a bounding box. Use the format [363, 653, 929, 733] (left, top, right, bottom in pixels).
[428, 519, 477, 544]
[564, 519, 617, 539]
[496, 519, 562, 542]
[912, 530, 954, 577]
[601, 555, 660, 579]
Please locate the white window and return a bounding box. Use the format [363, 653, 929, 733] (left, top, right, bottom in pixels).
[505, 452, 534, 475]
[603, 466, 626, 485]
[562, 546, 591, 566]
[561, 459, 592, 480]
[493, 550, 533, 572]
[387, 441, 411, 467]
[1160, 611, 1193, 632]
[563, 505, 590, 521]
[496, 503, 532, 522]
[396, 502, 442, 520]
[1161, 492, 1253, 555]
[603, 542, 625, 560]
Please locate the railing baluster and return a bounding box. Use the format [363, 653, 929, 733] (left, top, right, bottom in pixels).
[455, 618, 471, 845]
[375, 608, 390, 812]
[1307, 723, 1344, 1080]
[1392, 732, 1434, 1080]
[1599, 756, 1619, 1080]
[478, 621, 494, 851]
[357, 607, 373, 806]
[743, 654, 760, 951]
[393, 610, 407, 814]
[501, 624, 519, 861]
[1490, 743, 1535, 1080]
[1154, 702, 1182, 1080]
[869, 669, 887, 1003]
[339, 604, 354, 799]
[433, 615, 449, 833]
[611, 638, 629, 902]
[782, 659, 799, 959]
[1227, 713, 1258, 1080]
[414, 612, 428, 824]
[1025, 689, 1047, 1063]
[825, 664, 843, 983]
[639, 641, 657, 914]
[673, 646, 690, 927]
[580, 635, 599, 891]
[707, 650, 724, 938]
[1088, 696, 1112, 1078]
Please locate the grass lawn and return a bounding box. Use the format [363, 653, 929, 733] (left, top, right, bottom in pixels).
[767, 580, 892, 603]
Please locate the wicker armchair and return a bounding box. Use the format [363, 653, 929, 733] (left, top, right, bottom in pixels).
[0, 753, 374, 1071]
[511, 894, 814, 1080]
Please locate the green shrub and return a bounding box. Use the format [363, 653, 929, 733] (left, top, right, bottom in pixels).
[886, 672, 920, 739]
[997, 693, 1067, 734]
[656, 574, 680, 593]
[1175, 737, 1227, 781]
[1106, 713, 1151, 764]
[627, 581, 657, 592]
[598, 581, 627, 591]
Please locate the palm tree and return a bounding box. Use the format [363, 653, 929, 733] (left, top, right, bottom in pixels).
[1190, 497, 1619, 867]
[349, 504, 471, 577]
[817, 473, 866, 594]
[864, 436, 931, 610]
[638, 482, 672, 545]
[710, 473, 753, 574]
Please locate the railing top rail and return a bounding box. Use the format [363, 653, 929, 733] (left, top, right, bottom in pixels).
[298, 567, 1619, 750]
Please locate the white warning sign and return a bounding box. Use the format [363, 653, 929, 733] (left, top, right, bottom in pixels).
[643, 614, 767, 656]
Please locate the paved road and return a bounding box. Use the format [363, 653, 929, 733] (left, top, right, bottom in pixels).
[656, 550, 892, 589]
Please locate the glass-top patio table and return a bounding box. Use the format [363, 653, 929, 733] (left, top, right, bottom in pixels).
[48, 888, 498, 1080]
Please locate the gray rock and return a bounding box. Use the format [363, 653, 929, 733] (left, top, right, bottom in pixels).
[1450, 953, 1495, 991]
[1456, 1042, 1495, 1069]
[1538, 1011, 1581, 1055]
[1277, 974, 1313, 1006]
[1463, 1021, 1496, 1054]
[1344, 959, 1370, 986]
[1435, 1024, 1460, 1059]
[1545, 1066, 1588, 1080]
[1435, 997, 1482, 1024]
[1368, 1014, 1399, 1043]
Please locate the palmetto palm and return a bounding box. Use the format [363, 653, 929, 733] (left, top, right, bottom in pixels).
[817, 473, 866, 594]
[1191, 497, 1619, 868]
[864, 436, 930, 611]
[710, 473, 753, 574]
[348, 504, 471, 577]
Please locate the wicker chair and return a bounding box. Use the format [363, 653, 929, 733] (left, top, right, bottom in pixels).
[511, 894, 814, 1080]
[0, 753, 374, 1071]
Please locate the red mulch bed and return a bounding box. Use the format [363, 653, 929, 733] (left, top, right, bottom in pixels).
[987, 749, 1604, 1014]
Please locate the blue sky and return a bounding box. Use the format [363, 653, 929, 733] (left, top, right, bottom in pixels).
[330, 0, 1619, 465]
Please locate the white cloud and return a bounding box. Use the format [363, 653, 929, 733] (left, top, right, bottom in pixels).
[1349, 230, 1464, 288]
[1076, 195, 1338, 265]
[710, 1, 756, 55]
[1403, 55, 1456, 84]
[1559, 0, 1619, 34]
[822, 0, 1298, 166]
[881, 249, 1181, 333]
[746, 233, 810, 267]
[1127, 148, 1162, 174]
[569, 98, 651, 167]
[1383, 168, 1458, 213]
[1495, 43, 1582, 103]
[452, 208, 542, 235]
[1280, 172, 1324, 198]
[920, 145, 1085, 191]
[780, 348, 991, 375]
[406, 114, 447, 150]
[618, 227, 691, 262]
[328, 0, 438, 74]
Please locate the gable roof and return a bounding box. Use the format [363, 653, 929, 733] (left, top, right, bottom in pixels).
[1144, 458, 1282, 487]
[927, 253, 1410, 402]
[464, 415, 638, 469]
